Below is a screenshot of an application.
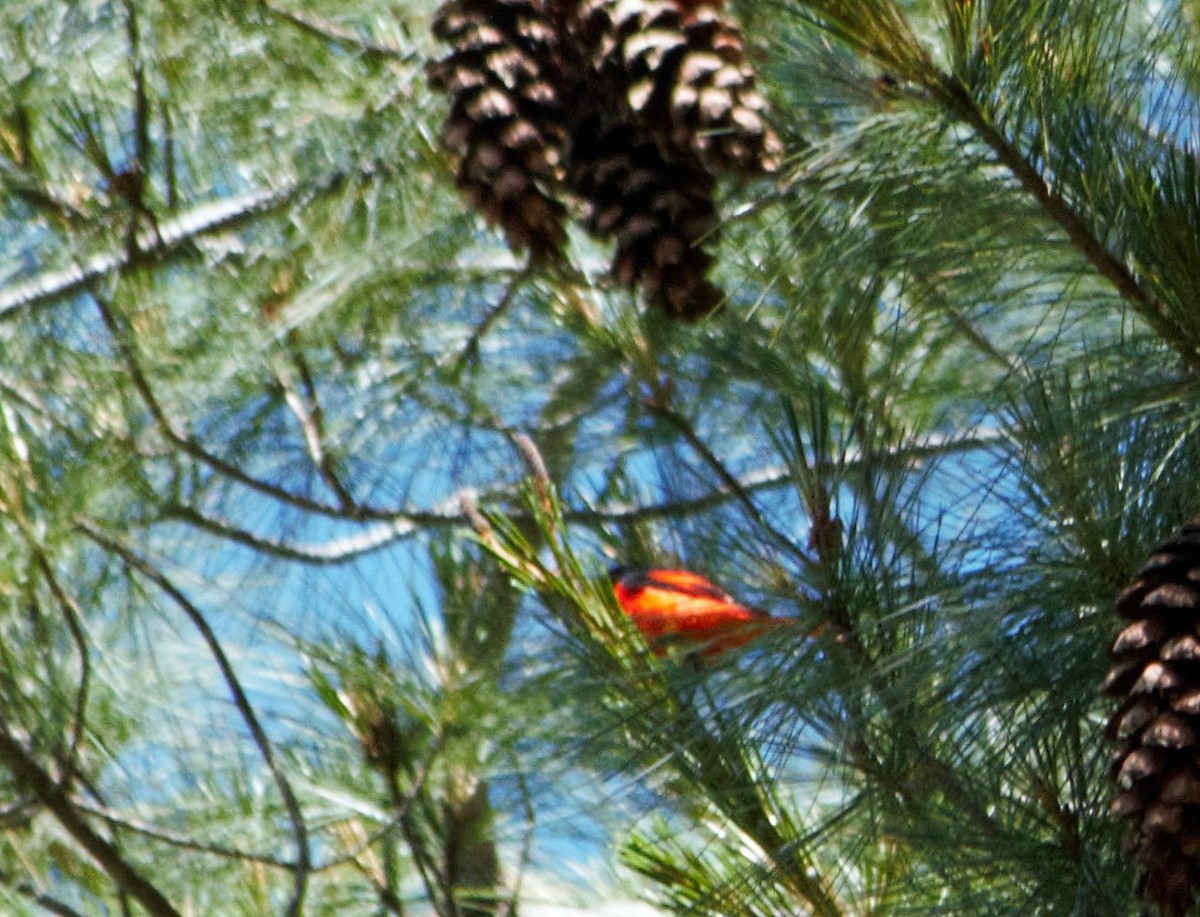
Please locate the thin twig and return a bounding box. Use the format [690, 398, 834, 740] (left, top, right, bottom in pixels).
[388, 768, 451, 917]
[122, 0, 161, 252]
[316, 732, 441, 875]
[260, 0, 417, 63]
[453, 267, 533, 373]
[353, 859, 406, 916]
[0, 420, 93, 785]
[93, 293, 382, 521]
[152, 429, 1004, 566]
[668, 694, 844, 917]
[30, 552, 91, 779]
[76, 801, 295, 869]
[0, 866, 90, 917]
[646, 397, 815, 570]
[497, 752, 536, 917]
[75, 522, 312, 917]
[159, 500, 440, 564]
[329, 727, 447, 917]
[275, 346, 357, 509]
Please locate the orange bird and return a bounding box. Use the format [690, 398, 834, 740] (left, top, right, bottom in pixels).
[609, 566, 795, 658]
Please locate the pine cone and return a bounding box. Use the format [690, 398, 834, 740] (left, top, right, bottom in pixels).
[428, 0, 572, 261]
[1105, 517, 1200, 917]
[567, 112, 723, 318]
[575, 0, 782, 174]
[341, 687, 408, 776]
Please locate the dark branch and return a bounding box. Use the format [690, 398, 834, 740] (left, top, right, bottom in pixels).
[276, 346, 357, 509]
[76, 522, 312, 917]
[453, 267, 533, 373]
[0, 866, 90, 917]
[0, 719, 182, 917]
[150, 429, 1003, 565]
[77, 801, 295, 869]
[93, 293, 385, 521]
[31, 552, 91, 779]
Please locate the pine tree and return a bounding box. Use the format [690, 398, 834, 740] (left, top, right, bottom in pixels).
[0, 0, 1197, 915]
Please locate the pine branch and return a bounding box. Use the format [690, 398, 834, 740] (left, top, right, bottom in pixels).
[674, 705, 844, 917]
[75, 521, 312, 917]
[0, 866, 91, 917]
[259, 0, 418, 63]
[274, 347, 357, 510]
[0, 426, 94, 787]
[157, 499, 463, 565]
[0, 719, 182, 917]
[0, 163, 370, 318]
[151, 427, 1001, 566]
[77, 801, 295, 869]
[935, 75, 1200, 374]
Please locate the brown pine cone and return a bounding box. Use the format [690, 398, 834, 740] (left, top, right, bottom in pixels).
[567, 112, 723, 318]
[428, 0, 573, 261]
[1105, 517, 1200, 917]
[574, 0, 781, 174]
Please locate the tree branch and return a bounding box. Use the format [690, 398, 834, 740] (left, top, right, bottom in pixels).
[453, 267, 534, 373]
[93, 293, 389, 522]
[274, 347, 357, 509]
[936, 75, 1200, 373]
[150, 428, 1003, 565]
[0, 866, 90, 917]
[76, 801, 295, 869]
[75, 522, 312, 917]
[0, 183, 296, 318]
[158, 500, 450, 564]
[0, 415, 94, 785]
[0, 718, 182, 917]
[646, 395, 816, 570]
[30, 552, 91, 779]
[260, 0, 418, 63]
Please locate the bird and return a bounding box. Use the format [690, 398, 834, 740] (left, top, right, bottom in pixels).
[609, 565, 796, 658]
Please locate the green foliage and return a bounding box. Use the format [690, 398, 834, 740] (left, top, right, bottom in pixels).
[0, 0, 1195, 914]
